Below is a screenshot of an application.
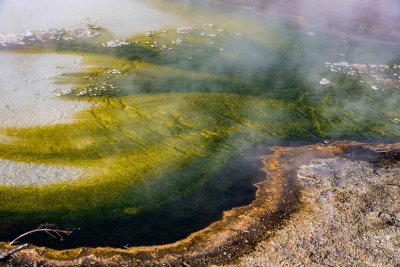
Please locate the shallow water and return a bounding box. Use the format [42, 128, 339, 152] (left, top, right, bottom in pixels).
[0, 53, 88, 127]
[0, 160, 83, 186]
[0, 0, 177, 36]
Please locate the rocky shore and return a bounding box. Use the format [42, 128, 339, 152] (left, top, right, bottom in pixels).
[229, 142, 400, 266]
[1, 141, 399, 266]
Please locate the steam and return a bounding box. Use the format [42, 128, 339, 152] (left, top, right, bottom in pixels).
[0, 0, 176, 36]
[0, 0, 399, 248]
[164, 0, 400, 142]
[207, 0, 400, 42]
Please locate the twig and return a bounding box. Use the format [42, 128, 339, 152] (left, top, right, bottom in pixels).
[9, 224, 73, 245]
[0, 243, 28, 260]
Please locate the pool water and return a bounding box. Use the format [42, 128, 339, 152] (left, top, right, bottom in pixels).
[0, 0, 399, 249]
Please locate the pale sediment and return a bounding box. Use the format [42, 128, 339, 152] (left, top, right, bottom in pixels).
[0, 0, 177, 38]
[0, 53, 89, 128]
[0, 160, 83, 186]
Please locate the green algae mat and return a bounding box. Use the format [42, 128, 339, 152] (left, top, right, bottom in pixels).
[0, 1, 400, 248]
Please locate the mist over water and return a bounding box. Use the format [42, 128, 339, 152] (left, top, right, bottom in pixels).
[0, 0, 177, 36]
[216, 0, 400, 41]
[0, 0, 399, 249]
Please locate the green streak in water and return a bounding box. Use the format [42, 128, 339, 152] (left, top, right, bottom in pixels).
[0, 7, 399, 224]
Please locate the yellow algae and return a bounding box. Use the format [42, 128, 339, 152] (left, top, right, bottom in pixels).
[0, 0, 399, 248]
[124, 207, 139, 215]
[0, 92, 309, 221]
[134, 62, 235, 82]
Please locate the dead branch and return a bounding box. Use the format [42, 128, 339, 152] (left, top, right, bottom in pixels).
[0, 243, 28, 260]
[9, 224, 74, 245]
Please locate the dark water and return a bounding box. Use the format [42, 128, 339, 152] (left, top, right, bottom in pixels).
[1, 134, 399, 249]
[1, 145, 266, 248]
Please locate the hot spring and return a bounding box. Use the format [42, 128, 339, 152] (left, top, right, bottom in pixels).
[0, 0, 399, 249]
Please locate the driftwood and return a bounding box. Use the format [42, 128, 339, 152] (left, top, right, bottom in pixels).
[0, 243, 28, 260]
[0, 224, 74, 262]
[9, 224, 73, 245]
